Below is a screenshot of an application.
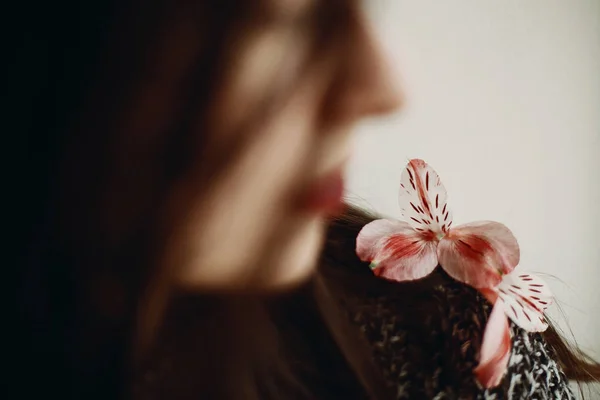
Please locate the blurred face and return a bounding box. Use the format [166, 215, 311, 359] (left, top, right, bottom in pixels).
[173, 0, 403, 289]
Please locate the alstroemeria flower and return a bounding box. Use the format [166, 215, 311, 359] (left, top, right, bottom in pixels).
[356, 159, 520, 288]
[474, 272, 553, 388]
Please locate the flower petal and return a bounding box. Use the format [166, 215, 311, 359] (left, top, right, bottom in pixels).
[356, 219, 438, 281]
[398, 159, 453, 234]
[356, 219, 412, 261]
[474, 301, 512, 389]
[437, 221, 520, 288]
[496, 272, 552, 332]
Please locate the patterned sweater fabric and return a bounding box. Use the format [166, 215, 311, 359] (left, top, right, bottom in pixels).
[349, 275, 575, 400]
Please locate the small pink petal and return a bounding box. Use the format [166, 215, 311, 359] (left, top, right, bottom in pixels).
[356, 219, 438, 282]
[474, 301, 512, 388]
[496, 272, 552, 332]
[437, 221, 520, 288]
[356, 219, 413, 261]
[398, 159, 453, 234]
[437, 238, 502, 288]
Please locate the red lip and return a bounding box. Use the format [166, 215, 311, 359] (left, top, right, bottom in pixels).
[299, 169, 345, 215]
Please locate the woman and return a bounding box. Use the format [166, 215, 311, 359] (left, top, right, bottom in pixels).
[15, 0, 401, 398]
[11, 0, 598, 399]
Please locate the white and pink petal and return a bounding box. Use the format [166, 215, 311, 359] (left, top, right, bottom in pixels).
[398, 159, 453, 235]
[437, 237, 502, 289]
[356, 219, 409, 262]
[496, 272, 552, 332]
[474, 301, 512, 388]
[356, 219, 438, 282]
[437, 221, 520, 289]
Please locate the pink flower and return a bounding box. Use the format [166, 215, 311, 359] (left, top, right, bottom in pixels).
[475, 272, 553, 387]
[356, 159, 520, 289]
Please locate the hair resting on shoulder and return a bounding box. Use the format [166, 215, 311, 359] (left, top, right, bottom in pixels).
[321, 205, 600, 388]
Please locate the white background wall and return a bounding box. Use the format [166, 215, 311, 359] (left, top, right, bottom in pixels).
[349, 0, 600, 369]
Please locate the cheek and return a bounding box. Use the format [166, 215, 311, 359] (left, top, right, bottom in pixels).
[174, 29, 331, 288]
[208, 28, 310, 143]
[176, 91, 322, 287]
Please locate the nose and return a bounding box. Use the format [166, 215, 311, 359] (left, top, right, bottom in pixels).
[330, 10, 404, 120]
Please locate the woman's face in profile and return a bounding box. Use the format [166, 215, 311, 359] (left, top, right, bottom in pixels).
[175, 0, 403, 289]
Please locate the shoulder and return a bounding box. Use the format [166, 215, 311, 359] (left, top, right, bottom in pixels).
[336, 269, 574, 399]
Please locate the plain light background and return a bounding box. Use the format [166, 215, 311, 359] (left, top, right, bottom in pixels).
[348, 0, 600, 370]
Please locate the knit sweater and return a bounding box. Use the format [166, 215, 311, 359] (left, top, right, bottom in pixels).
[349, 273, 574, 399]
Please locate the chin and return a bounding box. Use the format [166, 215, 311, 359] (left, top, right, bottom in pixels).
[259, 215, 325, 290]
